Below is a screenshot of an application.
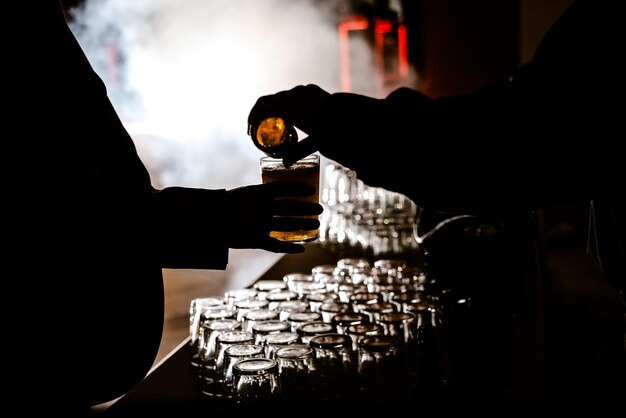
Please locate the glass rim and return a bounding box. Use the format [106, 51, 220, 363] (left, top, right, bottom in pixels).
[260, 153, 320, 162]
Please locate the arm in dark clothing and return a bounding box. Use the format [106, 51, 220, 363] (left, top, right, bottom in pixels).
[246, 0, 624, 290]
[311, 0, 621, 217]
[16, 1, 229, 410]
[26, 0, 230, 270]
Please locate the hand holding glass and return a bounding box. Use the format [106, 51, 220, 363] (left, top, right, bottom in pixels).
[260, 154, 321, 243]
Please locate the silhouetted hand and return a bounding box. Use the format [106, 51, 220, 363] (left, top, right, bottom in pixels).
[248, 84, 330, 166]
[226, 181, 323, 253]
[248, 84, 432, 201]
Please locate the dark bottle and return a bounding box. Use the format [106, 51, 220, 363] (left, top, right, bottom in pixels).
[248, 117, 298, 158]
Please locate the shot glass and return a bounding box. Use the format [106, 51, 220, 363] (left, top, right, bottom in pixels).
[222, 344, 265, 397]
[199, 318, 241, 383]
[251, 320, 292, 345]
[309, 333, 356, 401]
[232, 358, 280, 405]
[357, 335, 405, 401]
[201, 329, 254, 399]
[192, 307, 236, 369]
[263, 331, 301, 359]
[275, 344, 318, 401]
[189, 297, 225, 367]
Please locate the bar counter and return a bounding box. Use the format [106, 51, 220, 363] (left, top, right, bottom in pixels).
[101, 241, 541, 414]
[99, 236, 625, 413]
[103, 244, 372, 415]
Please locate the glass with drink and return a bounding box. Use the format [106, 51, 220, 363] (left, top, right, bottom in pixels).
[260, 154, 320, 243]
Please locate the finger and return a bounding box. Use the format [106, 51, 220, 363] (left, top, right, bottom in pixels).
[248, 88, 300, 126]
[262, 181, 317, 197]
[248, 96, 275, 126]
[270, 217, 320, 232]
[272, 200, 323, 216]
[283, 136, 320, 167]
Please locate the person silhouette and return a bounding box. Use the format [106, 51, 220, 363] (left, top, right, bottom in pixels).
[14, 0, 322, 414]
[248, 0, 624, 295]
[248, 0, 624, 403]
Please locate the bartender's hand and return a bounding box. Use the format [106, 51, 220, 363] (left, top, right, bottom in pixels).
[248, 84, 330, 166]
[248, 84, 386, 172]
[226, 182, 323, 253]
[248, 84, 422, 195]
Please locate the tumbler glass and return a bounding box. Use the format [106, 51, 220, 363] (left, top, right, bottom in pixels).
[204, 329, 256, 398]
[378, 311, 416, 346]
[361, 302, 397, 324]
[286, 311, 323, 332]
[276, 299, 310, 321]
[194, 307, 237, 369]
[232, 358, 280, 405]
[349, 291, 384, 311]
[296, 321, 335, 345]
[189, 297, 225, 368]
[253, 280, 287, 300]
[309, 333, 356, 401]
[331, 312, 369, 334]
[200, 318, 241, 372]
[266, 290, 300, 312]
[224, 288, 258, 309]
[242, 309, 280, 333]
[263, 331, 301, 359]
[357, 335, 405, 401]
[346, 323, 384, 351]
[260, 154, 320, 243]
[221, 344, 265, 397]
[214, 330, 255, 381]
[234, 298, 269, 322]
[306, 292, 338, 313]
[275, 344, 318, 401]
[189, 297, 224, 347]
[319, 301, 353, 323]
[251, 320, 291, 345]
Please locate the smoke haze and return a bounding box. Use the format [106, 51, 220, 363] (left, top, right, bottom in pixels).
[68, 0, 368, 189]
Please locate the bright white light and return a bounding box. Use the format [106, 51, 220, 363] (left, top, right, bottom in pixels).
[70, 0, 344, 189]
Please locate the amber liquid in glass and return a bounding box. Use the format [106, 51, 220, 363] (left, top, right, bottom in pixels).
[261, 156, 320, 243]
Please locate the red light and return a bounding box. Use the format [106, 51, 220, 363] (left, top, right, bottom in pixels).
[338, 15, 410, 93]
[338, 16, 369, 92]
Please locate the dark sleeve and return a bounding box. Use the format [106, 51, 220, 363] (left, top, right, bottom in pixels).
[22, 0, 229, 270]
[313, 0, 622, 217]
[15, 1, 229, 409]
[156, 187, 229, 269]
